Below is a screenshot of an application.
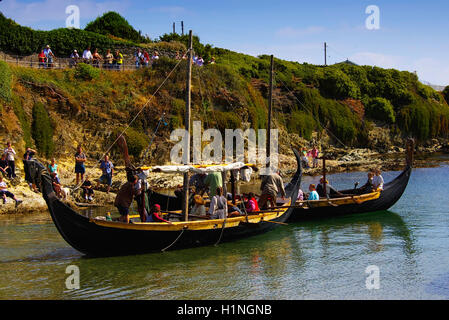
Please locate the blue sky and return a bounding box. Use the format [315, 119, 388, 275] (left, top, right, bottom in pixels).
[1, 0, 448, 85]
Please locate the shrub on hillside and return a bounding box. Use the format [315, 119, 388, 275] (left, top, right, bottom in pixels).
[32, 102, 54, 157]
[74, 63, 100, 81]
[365, 97, 396, 124]
[0, 61, 12, 102]
[443, 86, 449, 105]
[318, 68, 360, 100]
[85, 12, 149, 43]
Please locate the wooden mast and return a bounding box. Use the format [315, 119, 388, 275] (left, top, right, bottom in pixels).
[266, 55, 274, 170]
[182, 30, 193, 222]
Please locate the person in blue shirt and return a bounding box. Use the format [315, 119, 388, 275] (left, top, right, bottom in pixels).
[308, 184, 320, 201]
[97, 155, 114, 193]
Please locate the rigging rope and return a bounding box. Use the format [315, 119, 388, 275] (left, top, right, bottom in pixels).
[98, 48, 192, 164]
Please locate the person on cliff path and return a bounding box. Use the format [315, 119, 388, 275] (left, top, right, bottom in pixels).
[0, 176, 23, 208]
[4, 142, 16, 179]
[43, 45, 55, 68]
[114, 50, 123, 70]
[38, 50, 46, 68]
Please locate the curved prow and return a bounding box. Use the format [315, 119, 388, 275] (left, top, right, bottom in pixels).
[285, 148, 303, 201]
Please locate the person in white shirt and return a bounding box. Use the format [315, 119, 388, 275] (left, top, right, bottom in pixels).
[208, 187, 227, 219]
[82, 47, 93, 63]
[373, 169, 384, 190]
[4, 142, 16, 179]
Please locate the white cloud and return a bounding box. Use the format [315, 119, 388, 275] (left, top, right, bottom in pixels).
[347, 52, 405, 69]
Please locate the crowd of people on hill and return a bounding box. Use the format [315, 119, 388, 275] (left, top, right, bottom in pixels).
[35, 45, 216, 70]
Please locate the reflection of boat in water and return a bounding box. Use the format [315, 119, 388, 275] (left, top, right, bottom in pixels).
[286, 139, 414, 222]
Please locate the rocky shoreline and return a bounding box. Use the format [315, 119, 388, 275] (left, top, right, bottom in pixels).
[1, 146, 448, 215]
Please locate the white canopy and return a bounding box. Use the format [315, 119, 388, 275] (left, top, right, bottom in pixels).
[141, 162, 256, 175]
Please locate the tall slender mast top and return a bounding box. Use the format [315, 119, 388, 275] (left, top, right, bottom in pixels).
[182, 30, 193, 221]
[266, 55, 274, 170]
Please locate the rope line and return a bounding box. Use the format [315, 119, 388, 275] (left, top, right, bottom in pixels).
[98, 48, 191, 164]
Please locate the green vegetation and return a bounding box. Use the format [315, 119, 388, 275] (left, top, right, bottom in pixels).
[32, 102, 54, 157]
[364, 97, 396, 124]
[85, 12, 150, 43]
[443, 86, 449, 105]
[0, 61, 12, 102]
[1, 11, 449, 164]
[0, 12, 136, 57]
[74, 63, 100, 81]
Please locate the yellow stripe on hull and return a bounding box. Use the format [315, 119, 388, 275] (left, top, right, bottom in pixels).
[91, 200, 291, 231]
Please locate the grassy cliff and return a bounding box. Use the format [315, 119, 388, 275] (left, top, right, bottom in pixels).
[1, 12, 449, 168]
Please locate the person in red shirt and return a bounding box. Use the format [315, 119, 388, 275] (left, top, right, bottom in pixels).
[38, 50, 46, 68]
[148, 204, 171, 224]
[245, 192, 260, 213]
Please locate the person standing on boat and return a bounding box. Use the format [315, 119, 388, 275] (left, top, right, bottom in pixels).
[258, 171, 286, 209]
[373, 169, 384, 190]
[114, 175, 139, 224]
[74, 146, 87, 186]
[204, 172, 222, 197]
[208, 187, 228, 219]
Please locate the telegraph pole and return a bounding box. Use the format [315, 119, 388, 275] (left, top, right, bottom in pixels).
[324, 42, 327, 66]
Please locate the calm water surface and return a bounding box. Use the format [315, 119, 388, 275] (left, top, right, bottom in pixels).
[1, 162, 449, 300]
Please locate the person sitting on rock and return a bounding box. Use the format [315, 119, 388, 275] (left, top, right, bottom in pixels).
[81, 175, 94, 201]
[0, 175, 22, 207]
[51, 172, 63, 198]
[0, 153, 11, 178]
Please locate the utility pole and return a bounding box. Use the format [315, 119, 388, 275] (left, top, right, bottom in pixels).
[182, 30, 193, 222]
[181, 21, 184, 35]
[173, 22, 176, 34]
[266, 54, 274, 171]
[324, 42, 327, 66]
